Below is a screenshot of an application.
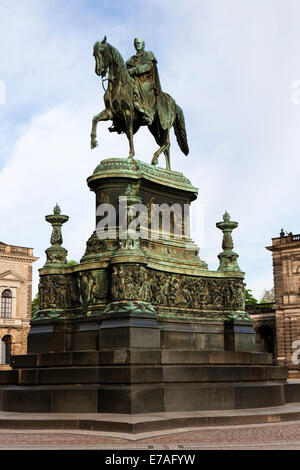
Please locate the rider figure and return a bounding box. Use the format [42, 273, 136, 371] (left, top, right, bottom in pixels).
[126, 38, 163, 126]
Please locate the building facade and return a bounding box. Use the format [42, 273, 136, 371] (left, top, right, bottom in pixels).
[0, 242, 38, 368]
[247, 233, 300, 376]
[266, 233, 300, 376]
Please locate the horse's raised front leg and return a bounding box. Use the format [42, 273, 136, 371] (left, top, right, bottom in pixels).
[91, 109, 112, 149]
[123, 109, 135, 160]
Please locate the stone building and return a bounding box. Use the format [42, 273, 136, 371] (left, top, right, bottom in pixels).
[266, 232, 300, 377]
[247, 232, 300, 377]
[0, 242, 38, 368]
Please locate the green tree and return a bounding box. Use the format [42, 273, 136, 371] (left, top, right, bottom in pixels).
[32, 292, 39, 315]
[245, 288, 258, 305]
[67, 260, 78, 266]
[260, 288, 275, 304]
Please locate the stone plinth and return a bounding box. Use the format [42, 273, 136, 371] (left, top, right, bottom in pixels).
[0, 158, 291, 413]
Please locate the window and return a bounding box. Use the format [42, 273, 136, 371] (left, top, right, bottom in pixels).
[1, 290, 12, 318]
[1, 335, 12, 364]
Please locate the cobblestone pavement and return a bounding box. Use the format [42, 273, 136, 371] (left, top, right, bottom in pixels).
[1, 420, 300, 449]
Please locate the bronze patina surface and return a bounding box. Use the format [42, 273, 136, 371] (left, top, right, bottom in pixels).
[33, 159, 248, 323]
[90, 37, 189, 170]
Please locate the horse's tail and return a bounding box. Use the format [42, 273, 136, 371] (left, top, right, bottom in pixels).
[174, 104, 189, 156]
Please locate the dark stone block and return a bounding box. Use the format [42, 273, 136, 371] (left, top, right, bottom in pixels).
[208, 351, 244, 364]
[72, 351, 101, 366]
[99, 315, 160, 350]
[162, 330, 224, 350]
[161, 350, 209, 364]
[161, 350, 273, 366]
[132, 366, 163, 383]
[163, 365, 235, 383]
[0, 370, 18, 384]
[37, 367, 99, 385]
[99, 350, 130, 365]
[252, 353, 273, 365]
[71, 331, 99, 351]
[235, 383, 285, 408]
[99, 387, 132, 413]
[129, 350, 161, 364]
[98, 367, 131, 384]
[19, 369, 37, 385]
[98, 386, 164, 413]
[99, 366, 163, 384]
[99, 349, 161, 365]
[10, 354, 38, 369]
[28, 331, 66, 353]
[164, 384, 235, 411]
[52, 389, 99, 413]
[100, 328, 130, 349]
[131, 386, 164, 413]
[1, 389, 52, 412]
[268, 366, 288, 381]
[38, 352, 73, 367]
[100, 327, 160, 349]
[284, 382, 300, 402]
[160, 322, 224, 351]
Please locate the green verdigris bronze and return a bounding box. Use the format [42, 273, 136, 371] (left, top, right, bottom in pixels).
[44, 204, 69, 267]
[90, 37, 189, 171]
[216, 211, 241, 272]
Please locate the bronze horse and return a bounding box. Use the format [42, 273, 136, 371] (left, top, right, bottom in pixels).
[90, 37, 189, 170]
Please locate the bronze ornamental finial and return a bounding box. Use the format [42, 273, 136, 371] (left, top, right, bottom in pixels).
[216, 212, 241, 272]
[44, 205, 69, 267]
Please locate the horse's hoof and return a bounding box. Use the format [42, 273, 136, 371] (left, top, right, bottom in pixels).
[91, 140, 98, 149]
[151, 159, 158, 166]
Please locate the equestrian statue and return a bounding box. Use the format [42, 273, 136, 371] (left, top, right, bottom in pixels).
[90, 37, 189, 171]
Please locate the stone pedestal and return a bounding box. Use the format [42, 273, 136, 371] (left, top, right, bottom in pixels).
[0, 158, 290, 413]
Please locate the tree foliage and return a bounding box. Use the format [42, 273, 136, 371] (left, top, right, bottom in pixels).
[245, 288, 258, 305]
[67, 260, 78, 266]
[260, 287, 275, 304]
[32, 292, 39, 315]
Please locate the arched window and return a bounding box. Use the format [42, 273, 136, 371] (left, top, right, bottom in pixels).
[1, 335, 12, 364]
[1, 290, 12, 318]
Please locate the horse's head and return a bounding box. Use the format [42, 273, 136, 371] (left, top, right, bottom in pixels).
[93, 36, 109, 77]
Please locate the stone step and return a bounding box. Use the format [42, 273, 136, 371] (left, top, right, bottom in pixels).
[0, 381, 288, 413]
[0, 364, 287, 386]
[2, 403, 300, 432]
[10, 349, 273, 369]
[98, 364, 287, 384]
[98, 382, 287, 413]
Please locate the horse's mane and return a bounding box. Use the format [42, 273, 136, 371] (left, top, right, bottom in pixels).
[109, 44, 132, 82]
[108, 44, 125, 69]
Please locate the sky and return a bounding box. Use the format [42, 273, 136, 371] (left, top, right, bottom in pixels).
[1, 0, 300, 299]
